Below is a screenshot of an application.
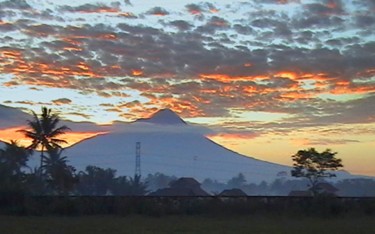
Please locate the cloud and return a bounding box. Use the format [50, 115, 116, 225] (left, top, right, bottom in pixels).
[184, 2, 218, 15]
[107, 121, 215, 136]
[22, 23, 58, 37]
[207, 131, 260, 140]
[146, 7, 169, 16]
[58, 3, 119, 13]
[255, 0, 300, 4]
[168, 20, 193, 31]
[185, 3, 204, 15]
[0, 0, 374, 133]
[355, 15, 375, 28]
[233, 24, 253, 35]
[196, 16, 230, 34]
[353, 0, 375, 11]
[52, 98, 72, 105]
[304, 0, 345, 15]
[0, 21, 16, 32]
[0, 0, 31, 10]
[295, 138, 360, 146]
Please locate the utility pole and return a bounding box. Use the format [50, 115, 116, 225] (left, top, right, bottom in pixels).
[135, 141, 141, 177]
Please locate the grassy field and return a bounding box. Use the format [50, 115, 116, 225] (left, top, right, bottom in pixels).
[1, 215, 374, 234]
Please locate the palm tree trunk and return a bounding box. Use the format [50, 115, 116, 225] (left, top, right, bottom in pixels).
[40, 145, 44, 173]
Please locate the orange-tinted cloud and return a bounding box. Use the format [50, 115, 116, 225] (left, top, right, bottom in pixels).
[199, 73, 265, 82]
[0, 126, 106, 149]
[52, 98, 72, 105]
[77, 7, 119, 14]
[60, 4, 120, 14]
[131, 69, 143, 76]
[118, 12, 137, 18]
[207, 132, 259, 140]
[0, 49, 100, 82]
[209, 8, 219, 13]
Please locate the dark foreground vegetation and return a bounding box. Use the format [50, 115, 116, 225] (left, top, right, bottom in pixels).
[1, 195, 375, 217]
[1, 214, 375, 234]
[1, 107, 375, 233]
[1, 196, 374, 234]
[1, 196, 375, 234]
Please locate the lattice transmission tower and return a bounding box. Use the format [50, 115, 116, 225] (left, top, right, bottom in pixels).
[135, 142, 141, 177]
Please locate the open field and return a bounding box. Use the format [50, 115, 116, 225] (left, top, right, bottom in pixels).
[1, 215, 375, 234]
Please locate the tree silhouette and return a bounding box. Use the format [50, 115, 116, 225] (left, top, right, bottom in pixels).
[291, 148, 343, 196]
[128, 174, 148, 196]
[0, 141, 31, 193]
[145, 172, 176, 192]
[19, 107, 70, 171]
[227, 173, 247, 189]
[42, 147, 77, 195]
[76, 166, 117, 195]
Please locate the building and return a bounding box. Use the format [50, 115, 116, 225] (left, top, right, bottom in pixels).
[218, 188, 247, 197]
[148, 177, 210, 196]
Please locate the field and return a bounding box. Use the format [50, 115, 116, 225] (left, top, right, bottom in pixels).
[1, 215, 375, 234]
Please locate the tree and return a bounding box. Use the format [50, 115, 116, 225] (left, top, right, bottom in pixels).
[42, 147, 77, 195]
[76, 166, 117, 195]
[227, 173, 247, 189]
[24, 168, 48, 195]
[19, 107, 70, 170]
[111, 176, 131, 195]
[201, 178, 226, 195]
[145, 172, 176, 192]
[127, 174, 148, 196]
[0, 141, 31, 193]
[0, 141, 31, 175]
[291, 148, 343, 196]
[111, 175, 148, 196]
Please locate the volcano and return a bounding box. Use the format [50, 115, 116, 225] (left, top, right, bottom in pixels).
[49, 109, 293, 183]
[136, 108, 186, 125]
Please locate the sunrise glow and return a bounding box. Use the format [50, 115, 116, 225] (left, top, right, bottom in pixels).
[0, 0, 374, 176]
[0, 126, 107, 149]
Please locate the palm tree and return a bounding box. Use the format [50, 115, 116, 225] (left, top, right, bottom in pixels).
[0, 140, 31, 175]
[19, 107, 70, 171]
[0, 141, 31, 193]
[43, 147, 77, 195]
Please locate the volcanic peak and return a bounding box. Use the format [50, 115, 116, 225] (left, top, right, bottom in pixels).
[137, 108, 186, 125]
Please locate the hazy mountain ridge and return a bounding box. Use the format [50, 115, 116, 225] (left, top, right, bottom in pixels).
[0, 106, 362, 183]
[0, 104, 31, 128]
[58, 109, 356, 183]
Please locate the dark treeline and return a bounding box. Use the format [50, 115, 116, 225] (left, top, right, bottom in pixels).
[1, 195, 375, 217]
[1, 107, 375, 198]
[201, 173, 375, 197]
[1, 140, 375, 197]
[0, 141, 148, 196]
[2, 140, 375, 217]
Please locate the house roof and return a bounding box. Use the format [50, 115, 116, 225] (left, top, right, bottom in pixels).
[149, 177, 210, 196]
[169, 177, 201, 189]
[148, 187, 210, 196]
[219, 188, 247, 196]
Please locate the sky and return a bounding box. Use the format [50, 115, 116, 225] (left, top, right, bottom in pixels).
[0, 0, 374, 176]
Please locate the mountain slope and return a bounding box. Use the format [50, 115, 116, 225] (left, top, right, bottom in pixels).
[62, 130, 289, 183]
[0, 104, 32, 128]
[54, 109, 291, 183]
[136, 108, 186, 125]
[13, 108, 356, 183]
